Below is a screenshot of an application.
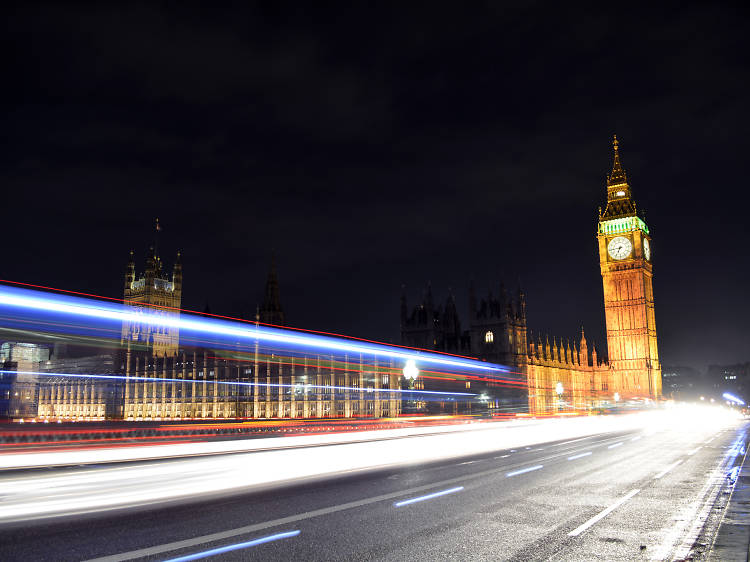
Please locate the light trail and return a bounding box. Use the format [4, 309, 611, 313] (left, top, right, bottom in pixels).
[0, 410, 740, 529]
[1, 370, 476, 398]
[607, 442, 623, 449]
[506, 465, 543, 477]
[0, 278, 488, 362]
[393, 486, 464, 507]
[0, 285, 508, 374]
[162, 530, 301, 562]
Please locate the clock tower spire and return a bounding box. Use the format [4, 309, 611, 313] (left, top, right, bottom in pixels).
[597, 136, 661, 400]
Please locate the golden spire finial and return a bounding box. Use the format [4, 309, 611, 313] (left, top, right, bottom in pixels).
[607, 134, 627, 187]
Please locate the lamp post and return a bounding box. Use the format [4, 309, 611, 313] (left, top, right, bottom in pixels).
[614, 392, 620, 406]
[402, 359, 419, 414]
[555, 382, 564, 413]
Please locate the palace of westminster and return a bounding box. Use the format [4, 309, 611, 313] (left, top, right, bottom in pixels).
[3, 137, 662, 420]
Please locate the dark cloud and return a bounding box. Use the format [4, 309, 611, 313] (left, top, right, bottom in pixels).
[2, 2, 748, 368]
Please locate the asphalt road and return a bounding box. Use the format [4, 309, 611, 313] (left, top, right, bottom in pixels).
[1, 417, 747, 561]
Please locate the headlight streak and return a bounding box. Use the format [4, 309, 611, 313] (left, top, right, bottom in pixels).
[162, 530, 301, 562]
[0, 410, 741, 522]
[393, 486, 464, 507]
[0, 285, 509, 374]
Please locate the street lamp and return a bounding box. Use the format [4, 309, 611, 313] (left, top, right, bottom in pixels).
[555, 382, 564, 413]
[402, 359, 420, 414]
[402, 359, 419, 386]
[614, 392, 620, 404]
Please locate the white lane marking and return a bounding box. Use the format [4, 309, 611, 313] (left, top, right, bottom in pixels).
[687, 447, 701, 456]
[607, 442, 624, 449]
[506, 465, 543, 477]
[568, 452, 592, 461]
[556, 435, 601, 446]
[631, 436, 641, 442]
[394, 486, 464, 507]
[458, 461, 476, 465]
[705, 437, 715, 444]
[568, 489, 640, 537]
[654, 460, 683, 479]
[495, 455, 510, 459]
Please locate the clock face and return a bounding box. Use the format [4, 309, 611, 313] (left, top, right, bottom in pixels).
[643, 238, 651, 261]
[607, 236, 632, 260]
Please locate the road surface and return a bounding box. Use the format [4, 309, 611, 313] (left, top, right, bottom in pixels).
[0, 412, 746, 561]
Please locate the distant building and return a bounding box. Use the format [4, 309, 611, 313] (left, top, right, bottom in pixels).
[706, 362, 750, 403]
[661, 365, 703, 400]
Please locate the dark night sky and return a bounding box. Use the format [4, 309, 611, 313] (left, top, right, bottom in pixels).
[3, 3, 749, 371]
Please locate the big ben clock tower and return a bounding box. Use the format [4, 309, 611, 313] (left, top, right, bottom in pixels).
[597, 136, 661, 400]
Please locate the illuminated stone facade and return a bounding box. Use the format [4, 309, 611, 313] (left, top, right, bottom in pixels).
[597, 136, 661, 400]
[34, 253, 402, 421]
[120, 350, 401, 421]
[122, 242, 182, 357]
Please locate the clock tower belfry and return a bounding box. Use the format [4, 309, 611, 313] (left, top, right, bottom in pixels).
[597, 136, 661, 400]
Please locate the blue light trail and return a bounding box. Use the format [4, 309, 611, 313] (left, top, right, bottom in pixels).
[393, 486, 464, 507]
[506, 465, 543, 477]
[722, 392, 745, 405]
[162, 530, 300, 562]
[0, 370, 476, 397]
[0, 284, 511, 376]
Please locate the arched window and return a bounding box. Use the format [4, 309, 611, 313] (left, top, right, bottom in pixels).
[485, 330, 494, 343]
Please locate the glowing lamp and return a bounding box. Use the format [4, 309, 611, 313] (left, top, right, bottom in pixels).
[402, 359, 419, 381]
[555, 382, 564, 396]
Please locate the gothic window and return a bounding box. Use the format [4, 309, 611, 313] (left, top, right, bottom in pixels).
[485, 330, 494, 344]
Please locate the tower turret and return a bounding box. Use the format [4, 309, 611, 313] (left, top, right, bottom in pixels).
[259, 256, 285, 325]
[124, 250, 135, 292]
[121, 223, 181, 356]
[172, 251, 182, 296]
